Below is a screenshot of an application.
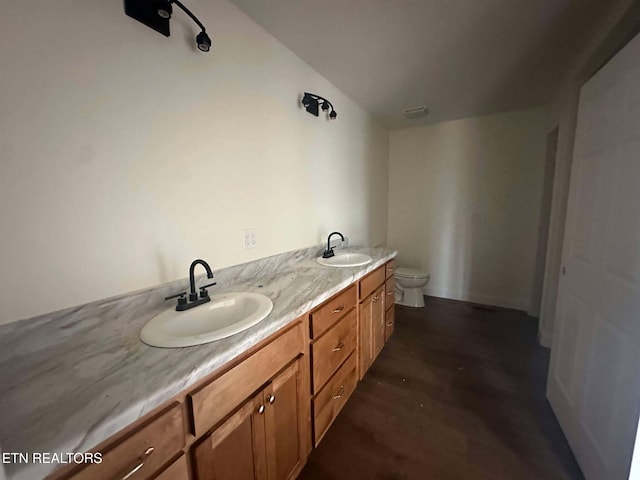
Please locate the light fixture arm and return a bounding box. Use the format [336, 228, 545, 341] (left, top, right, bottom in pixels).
[171, 0, 206, 32]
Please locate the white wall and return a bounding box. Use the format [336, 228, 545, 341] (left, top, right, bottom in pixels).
[0, 0, 389, 325]
[387, 108, 548, 310]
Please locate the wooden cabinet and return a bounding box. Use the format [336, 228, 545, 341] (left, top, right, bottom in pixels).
[359, 267, 385, 300]
[358, 293, 373, 379]
[61, 403, 185, 480]
[384, 276, 395, 310]
[156, 455, 190, 480]
[359, 285, 384, 379]
[193, 392, 267, 480]
[311, 309, 357, 393]
[308, 286, 358, 447]
[312, 353, 357, 445]
[384, 275, 395, 341]
[357, 261, 396, 380]
[189, 323, 304, 437]
[309, 285, 356, 339]
[385, 304, 395, 342]
[385, 259, 396, 279]
[371, 285, 385, 359]
[264, 360, 307, 480]
[194, 359, 306, 480]
[50, 256, 398, 480]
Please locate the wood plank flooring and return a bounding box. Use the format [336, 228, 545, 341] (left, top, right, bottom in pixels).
[299, 296, 583, 480]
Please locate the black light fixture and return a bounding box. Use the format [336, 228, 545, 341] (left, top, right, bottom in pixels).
[156, 0, 172, 19]
[125, 0, 212, 52]
[196, 31, 212, 52]
[302, 93, 337, 120]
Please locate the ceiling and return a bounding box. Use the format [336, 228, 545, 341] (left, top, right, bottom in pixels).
[229, 0, 621, 130]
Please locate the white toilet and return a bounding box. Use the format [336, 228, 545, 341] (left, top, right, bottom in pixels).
[394, 267, 430, 308]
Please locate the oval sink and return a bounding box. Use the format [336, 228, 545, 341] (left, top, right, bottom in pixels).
[141, 292, 273, 348]
[316, 253, 372, 268]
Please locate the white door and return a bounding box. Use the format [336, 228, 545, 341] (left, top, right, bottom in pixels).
[547, 31, 640, 480]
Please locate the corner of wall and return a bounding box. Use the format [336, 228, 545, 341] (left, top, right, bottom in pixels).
[538, 328, 553, 348]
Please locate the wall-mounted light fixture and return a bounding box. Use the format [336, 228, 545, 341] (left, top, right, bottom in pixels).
[125, 0, 212, 52]
[302, 93, 337, 120]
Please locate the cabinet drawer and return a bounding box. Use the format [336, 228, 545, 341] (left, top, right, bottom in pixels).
[385, 259, 396, 279]
[385, 277, 395, 310]
[311, 308, 357, 393]
[155, 454, 189, 480]
[359, 266, 385, 300]
[313, 353, 357, 446]
[190, 322, 304, 437]
[385, 306, 395, 342]
[67, 404, 185, 480]
[309, 285, 356, 339]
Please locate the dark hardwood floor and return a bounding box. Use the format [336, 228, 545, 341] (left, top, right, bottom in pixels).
[299, 296, 583, 480]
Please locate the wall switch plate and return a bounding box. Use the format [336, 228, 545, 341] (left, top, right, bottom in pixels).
[242, 228, 257, 250]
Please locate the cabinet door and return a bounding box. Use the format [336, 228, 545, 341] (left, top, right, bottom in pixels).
[155, 455, 189, 480]
[385, 305, 395, 342]
[358, 294, 374, 379]
[372, 286, 385, 359]
[385, 276, 395, 310]
[264, 359, 305, 480]
[193, 393, 267, 480]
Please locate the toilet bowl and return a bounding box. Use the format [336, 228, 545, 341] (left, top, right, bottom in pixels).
[394, 267, 430, 308]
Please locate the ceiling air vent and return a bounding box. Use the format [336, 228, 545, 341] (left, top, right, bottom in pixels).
[401, 105, 428, 119]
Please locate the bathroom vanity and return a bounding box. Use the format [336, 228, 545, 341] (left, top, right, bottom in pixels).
[0, 247, 396, 480]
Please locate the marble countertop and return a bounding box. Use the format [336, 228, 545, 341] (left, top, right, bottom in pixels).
[0, 246, 396, 480]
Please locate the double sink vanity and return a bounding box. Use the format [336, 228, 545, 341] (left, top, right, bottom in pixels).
[0, 246, 396, 480]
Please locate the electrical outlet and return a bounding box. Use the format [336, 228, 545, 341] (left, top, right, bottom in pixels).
[242, 228, 257, 250]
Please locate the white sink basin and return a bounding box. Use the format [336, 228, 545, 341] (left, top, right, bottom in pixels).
[316, 253, 372, 268]
[141, 292, 273, 348]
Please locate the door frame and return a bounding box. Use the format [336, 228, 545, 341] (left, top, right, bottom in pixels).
[538, 0, 640, 348]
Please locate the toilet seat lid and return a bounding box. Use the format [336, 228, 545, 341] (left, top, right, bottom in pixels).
[395, 267, 430, 279]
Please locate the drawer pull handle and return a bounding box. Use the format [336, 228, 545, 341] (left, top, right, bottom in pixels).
[386, 322, 394, 327]
[333, 385, 345, 400]
[332, 305, 345, 314]
[120, 447, 154, 480]
[332, 342, 345, 352]
[387, 292, 393, 296]
[257, 404, 265, 415]
[267, 394, 276, 404]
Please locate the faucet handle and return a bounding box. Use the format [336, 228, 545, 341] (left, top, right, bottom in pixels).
[165, 291, 187, 301]
[165, 291, 188, 308]
[199, 282, 217, 299]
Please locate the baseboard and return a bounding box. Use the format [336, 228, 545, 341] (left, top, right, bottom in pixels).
[424, 287, 527, 311]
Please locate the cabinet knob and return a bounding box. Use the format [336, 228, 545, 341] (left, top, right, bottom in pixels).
[386, 321, 394, 327]
[267, 394, 276, 404]
[332, 305, 345, 314]
[120, 447, 154, 480]
[257, 404, 265, 414]
[332, 341, 345, 352]
[333, 385, 345, 400]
